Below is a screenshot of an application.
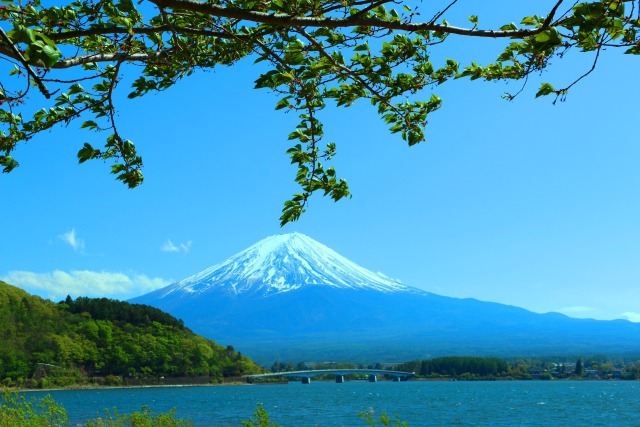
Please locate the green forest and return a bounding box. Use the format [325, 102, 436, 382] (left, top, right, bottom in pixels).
[0, 281, 261, 388]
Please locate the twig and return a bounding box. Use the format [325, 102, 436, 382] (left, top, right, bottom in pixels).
[429, 0, 458, 24]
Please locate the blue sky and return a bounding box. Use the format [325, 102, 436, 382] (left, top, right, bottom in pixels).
[2, 2, 639, 323]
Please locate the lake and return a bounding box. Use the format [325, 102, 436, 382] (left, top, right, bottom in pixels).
[26, 380, 640, 426]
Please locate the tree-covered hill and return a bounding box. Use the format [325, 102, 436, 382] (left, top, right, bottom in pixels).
[0, 281, 261, 388]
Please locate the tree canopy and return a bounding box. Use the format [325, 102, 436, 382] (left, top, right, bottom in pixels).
[0, 0, 637, 223]
[0, 280, 261, 386]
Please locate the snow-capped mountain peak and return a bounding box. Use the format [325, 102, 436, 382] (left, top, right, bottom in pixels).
[159, 233, 412, 297]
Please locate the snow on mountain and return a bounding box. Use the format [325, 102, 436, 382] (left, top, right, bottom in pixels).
[130, 233, 640, 364]
[158, 233, 413, 298]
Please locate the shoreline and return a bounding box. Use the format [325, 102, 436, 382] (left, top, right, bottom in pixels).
[9, 381, 251, 393]
[11, 376, 633, 394]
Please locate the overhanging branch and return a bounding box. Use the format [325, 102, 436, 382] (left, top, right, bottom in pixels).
[47, 25, 235, 41]
[0, 48, 174, 69]
[54, 50, 173, 68]
[149, 0, 558, 37]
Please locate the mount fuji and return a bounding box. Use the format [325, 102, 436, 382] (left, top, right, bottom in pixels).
[131, 233, 640, 364]
[145, 232, 413, 297]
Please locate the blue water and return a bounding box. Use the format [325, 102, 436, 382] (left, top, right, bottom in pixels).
[25, 381, 640, 426]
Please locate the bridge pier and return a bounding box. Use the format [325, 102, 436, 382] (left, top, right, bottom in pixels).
[393, 376, 401, 382]
[301, 377, 311, 384]
[368, 375, 377, 382]
[336, 375, 345, 383]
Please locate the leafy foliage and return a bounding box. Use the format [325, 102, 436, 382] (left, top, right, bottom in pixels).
[0, 391, 67, 427]
[65, 296, 186, 329]
[0, 281, 261, 387]
[0, 391, 192, 427]
[241, 404, 279, 427]
[84, 406, 193, 427]
[0, 394, 415, 427]
[1, 0, 638, 223]
[359, 411, 408, 427]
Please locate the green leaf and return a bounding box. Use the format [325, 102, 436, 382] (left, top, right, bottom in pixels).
[500, 23, 518, 31]
[536, 82, 556, 98]
[275, 97, 291, 110]
[0, 155, 19, 173]
[624, 46, 640, 55]
[407, 130, 423, 146]
[77, 143, 101, 163]
[354, 43, 369, 52]
[80, 120, 99, 130]
[121, 140, 135, 157]
[9, 25, 61, 67]
[117, 0, 136, 13]
[8, 25, 37, 44]
[535, 28, 562, 45]
[68, 84, 85, 95]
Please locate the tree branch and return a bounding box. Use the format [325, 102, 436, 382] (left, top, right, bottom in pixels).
[429, 0, 459, 24]
[0, 45, 175, 68]
[556, 34, 604, 97]
[542, 0, 568, 29]
[57, 50, 171, 68]
[47, 25, 236, 41]
[149, 0, 557, 37]
[318, 0, 394, 17]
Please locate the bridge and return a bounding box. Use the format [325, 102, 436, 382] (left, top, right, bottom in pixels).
[245, 369, 415, 384]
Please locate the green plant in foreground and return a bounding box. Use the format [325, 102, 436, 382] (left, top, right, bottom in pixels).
[241, 403, 279, 427]
[239, 403, 409, 427]
[2, 389, 409, 426]
[0, 390, 67, 427]
[359, 410, 409, 427]
[84, 406, 193, 427]
[1, 390, 192, 427]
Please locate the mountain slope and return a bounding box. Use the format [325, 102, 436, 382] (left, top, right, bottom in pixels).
[0, 281, 260, 387]
[131, 234, 640, 364]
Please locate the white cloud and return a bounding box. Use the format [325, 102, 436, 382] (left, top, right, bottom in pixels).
[1, 270, 171, 301]
[59, 229, 85, 253]
[161, 239, 192, 253]
[620, 312, 640, 323]
[161, 239, 180, 252]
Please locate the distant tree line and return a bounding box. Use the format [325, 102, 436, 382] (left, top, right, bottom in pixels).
[0, 281, 261, 388]
[396, 357, 509, 378]
[269, 356, 640, 381]
[396, 355, 640, 380]
[62, 296, 186, 330]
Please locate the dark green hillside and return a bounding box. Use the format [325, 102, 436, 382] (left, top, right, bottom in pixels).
[0, 281, 261, 388]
